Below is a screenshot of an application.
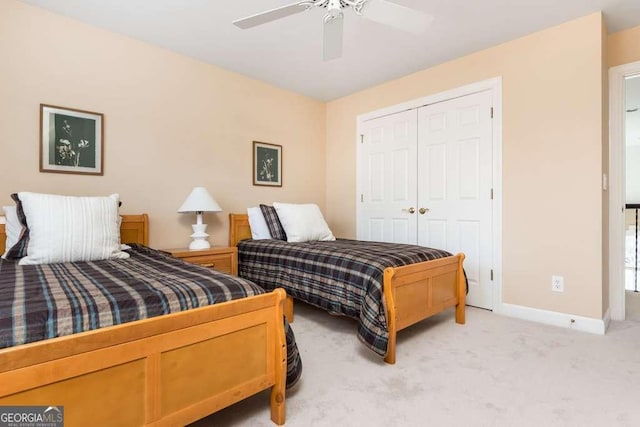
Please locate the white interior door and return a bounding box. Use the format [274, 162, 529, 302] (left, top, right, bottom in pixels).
[417, 90, 494, 309]
[358, 109, 418, 243]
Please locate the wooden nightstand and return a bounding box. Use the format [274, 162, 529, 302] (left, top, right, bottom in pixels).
[164, 247, 238, 276]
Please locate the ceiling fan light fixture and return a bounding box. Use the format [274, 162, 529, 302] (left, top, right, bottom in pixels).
[324, 0, 345, 21]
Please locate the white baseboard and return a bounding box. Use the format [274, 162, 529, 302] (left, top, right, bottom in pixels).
[494, 303, 607, 335]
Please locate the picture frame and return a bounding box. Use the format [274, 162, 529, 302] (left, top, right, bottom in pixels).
[253, 141, 282, 187]
[40, 104, 104, 175]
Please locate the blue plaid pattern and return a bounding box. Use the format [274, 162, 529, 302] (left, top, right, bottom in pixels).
[259, 204, 287, 240]
[4, 193, 29, 260]
[0, 244, 302, 387]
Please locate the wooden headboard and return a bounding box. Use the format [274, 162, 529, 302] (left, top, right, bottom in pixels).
[119, 214, 150, 246]
[229, 213, 252, 247]
[0, 213, 150, 254]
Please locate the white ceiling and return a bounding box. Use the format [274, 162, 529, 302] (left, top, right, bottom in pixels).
[19, 0, 640, 101]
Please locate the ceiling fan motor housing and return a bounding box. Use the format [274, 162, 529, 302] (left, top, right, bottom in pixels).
[335, 0, 353, 7]
[317, 0, 366, 9]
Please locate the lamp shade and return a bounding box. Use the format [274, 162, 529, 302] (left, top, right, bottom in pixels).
[178, 187, 222, 213]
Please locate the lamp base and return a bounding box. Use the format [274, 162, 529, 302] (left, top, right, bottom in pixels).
[188, 223, 211, 250]
[188, 239, 211, 250]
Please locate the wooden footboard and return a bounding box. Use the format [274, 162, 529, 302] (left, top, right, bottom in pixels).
[0, 289, 288, 426]
[383, 253, 466, 364]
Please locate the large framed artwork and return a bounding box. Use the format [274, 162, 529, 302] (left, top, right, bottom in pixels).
[253, 141, 282, 187]
[40, 104, 104, 175]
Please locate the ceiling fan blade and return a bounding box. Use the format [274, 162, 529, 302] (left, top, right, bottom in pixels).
[233, 1, 310, 29]
[323, 15, 343, 61]
[361, 0, 433, 34]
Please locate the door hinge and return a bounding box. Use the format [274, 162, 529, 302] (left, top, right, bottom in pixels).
[490, 188, 494, 200]
[361, 194, 364, 202]
[360, 134, 364, 144]
[490, 107, 494, 119]
[491, 269, 494, 281]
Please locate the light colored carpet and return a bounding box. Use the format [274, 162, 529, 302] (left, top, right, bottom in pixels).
[192, 294, 640, 426]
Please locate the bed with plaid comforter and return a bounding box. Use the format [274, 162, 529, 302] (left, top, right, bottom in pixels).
[237, 238, 453, 357]
[0, 244, 301, 387]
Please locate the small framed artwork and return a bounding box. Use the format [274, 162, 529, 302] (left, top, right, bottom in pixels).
[253, 141, 282, 187]
[40, 104, 104, 175]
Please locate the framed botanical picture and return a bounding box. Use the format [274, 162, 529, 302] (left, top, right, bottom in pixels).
[253, 141, 282, 187]
[40, 104, 104, 175]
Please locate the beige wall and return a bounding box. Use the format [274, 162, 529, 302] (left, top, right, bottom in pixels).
[608, 24, 640, 68]
[1, 0, 618, 320]
[326, 13, 606, 319]
[0, 0, 326, 249]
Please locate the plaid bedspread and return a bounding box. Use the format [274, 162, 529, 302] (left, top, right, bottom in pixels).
[0, 244, 301, 387]
[237, 238, 452, 357]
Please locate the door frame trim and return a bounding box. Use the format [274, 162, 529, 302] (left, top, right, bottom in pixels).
[609, 60, 640, 320]
[356, 77, 503, 310]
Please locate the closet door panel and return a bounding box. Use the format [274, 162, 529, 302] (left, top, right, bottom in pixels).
[367, 218, 385, 242]
[425, 219, 447, 250]
[358, 109, 418, 244]
[368, 153, 385, 201]
[458, 219, 481, 289]
[458, 138, 480, 200]
[417, 90, 493, 309]
[426, 144, 446, 201]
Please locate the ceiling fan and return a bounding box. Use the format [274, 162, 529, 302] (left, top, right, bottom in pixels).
[233, 0, 433, 61]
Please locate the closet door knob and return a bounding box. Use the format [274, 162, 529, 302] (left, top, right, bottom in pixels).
[419, 208, 429, 215]
[408, 207, 416, 214]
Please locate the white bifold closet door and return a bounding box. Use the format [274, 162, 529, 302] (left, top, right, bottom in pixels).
[358, 90, 493, 309]
[358, 109, 419, 244]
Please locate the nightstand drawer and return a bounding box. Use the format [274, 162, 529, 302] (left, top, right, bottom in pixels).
[185, 254, 233, 274]
[163, 247, 238, 276]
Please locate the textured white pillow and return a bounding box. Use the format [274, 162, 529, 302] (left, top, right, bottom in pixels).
[247, 207, 272, 240]
[2, 205, 22, 259]
[273, 202, 335, 243]
[18, 192, 129, 265]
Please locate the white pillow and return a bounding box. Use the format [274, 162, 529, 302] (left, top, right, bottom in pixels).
[273, 202, 335, 243]
[17, 192, 130, 265]
[247, 207, 272, 240]
[2, 205, 22, 259]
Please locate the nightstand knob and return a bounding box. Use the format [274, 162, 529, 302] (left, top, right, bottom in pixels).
[201, 263, 216, 268]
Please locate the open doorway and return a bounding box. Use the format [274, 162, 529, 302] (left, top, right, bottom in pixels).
[610, 61, 640, 321]
[625, 75, 640, 320]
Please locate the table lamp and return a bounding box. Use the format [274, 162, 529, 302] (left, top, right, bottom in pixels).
[178, 187, 222, 250]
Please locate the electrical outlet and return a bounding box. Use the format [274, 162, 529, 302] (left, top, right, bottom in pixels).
[552, 276, 564, 292]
